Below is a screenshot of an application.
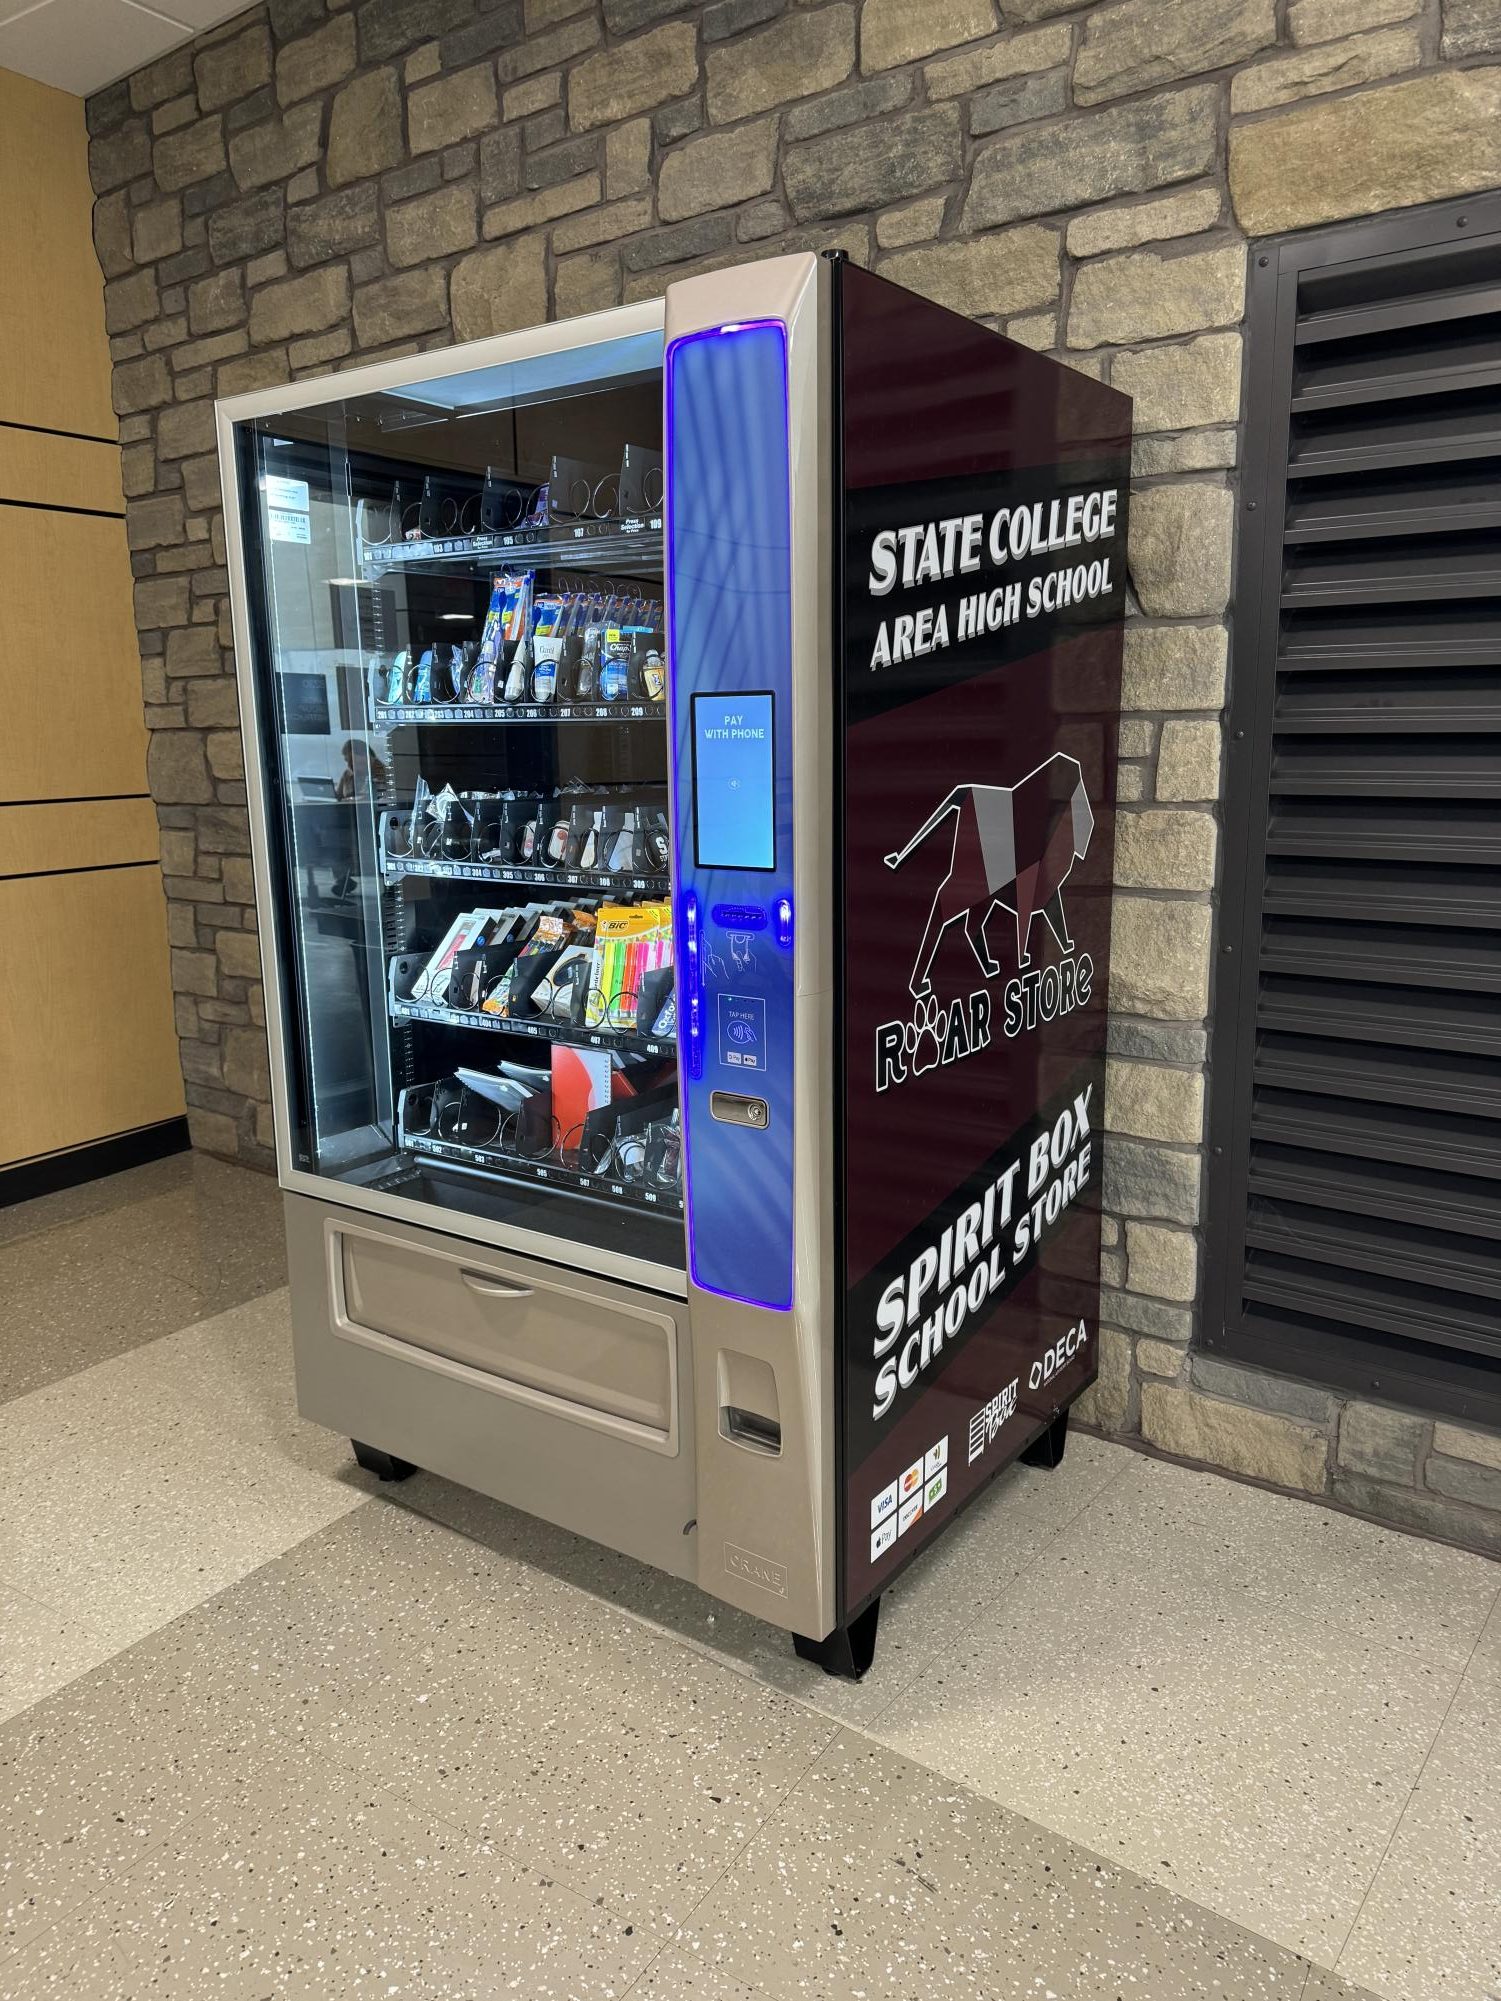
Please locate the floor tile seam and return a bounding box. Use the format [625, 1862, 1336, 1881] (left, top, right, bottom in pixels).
[0, 1815, 184, 1974]
[829, 1711, 1339, 1983]
[1327, 1602, 1501, 1976]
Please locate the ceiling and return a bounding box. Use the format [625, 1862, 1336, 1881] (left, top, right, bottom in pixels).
[0, 0, 247, 98]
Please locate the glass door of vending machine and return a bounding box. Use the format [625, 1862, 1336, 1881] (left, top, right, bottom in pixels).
[226, 311, 685, 1292]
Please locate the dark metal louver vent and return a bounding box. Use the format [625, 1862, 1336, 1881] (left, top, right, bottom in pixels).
[1207, 195, 1501, 1428]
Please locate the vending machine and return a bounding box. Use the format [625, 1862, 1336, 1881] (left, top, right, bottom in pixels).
[219, 251, 1129, 1675]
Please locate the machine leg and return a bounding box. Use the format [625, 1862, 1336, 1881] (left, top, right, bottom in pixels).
[793, 1597, 881, 1680]
[352, 1439, 418, 1482]
[1020, 1408, 1069, 1471]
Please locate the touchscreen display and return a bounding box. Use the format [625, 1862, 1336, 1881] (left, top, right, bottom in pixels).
[692, 692, 775, 870]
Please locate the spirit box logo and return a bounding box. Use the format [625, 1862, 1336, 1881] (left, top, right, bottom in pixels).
[875, 753, 1096, 1092]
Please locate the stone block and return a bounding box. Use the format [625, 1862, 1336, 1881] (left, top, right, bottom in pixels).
[1102, 1134, 1202, 1226]
[132, 198, 184, 266]
[926, 20, 1068, 98]
[622, 212, 734, 273]
[1156, 718, 1222, 802]
[1288, 0, 1417, 43]
[1120, 628, 1224, 724]
[275, 15, 355, 104]
[127, 493, 186, 552]
[386, 183, 478, 267]
[879, 226, 1058, 321]
[358, 0, 472, 63]
[186, 679, 242, 729]
[1230, 70, 1501, 237]
[862, 0, 995, 71]
[483, 176, 602, 240]
[1136, 1339, 1183, 1378]
[287, 184, 379, 265]
[570, 21, 700, 130]
[706, 6, 854, 124]
[971, 66, 1069, 137]
[196, 26, 273, 112]
[1432, 1422, 1501, 1471]
[1112, 332, 1242, 433]
[209, 188, 285, 264]
[785, 105, 961, 223]
[1128, 482, 1235, 620]
[206, 731, 244, 781]
[188, 267, 245, 335]
[965, 84, 1216, 230]
[1333, 1472, 1501, 1558]
[130, 42, 194, 111]
[157, 399, 217, 461]
[1110, 895, 1212, 1019]
[604, 0, 692, 23]
[1232, 26, 1421, 115]
[1144, 1385, 1329, 1492]
[155, 118, 228, 193]
[93, 190, 134, 279]
[1442, 0, 1501, 55]
[1067, 187, 1221, 260]
[172, 946, 221, 998]
[326, 68, 403, 187]
[527, 134, 597, 194]
[1073, 1324, 1133, 1432]
[150, 732, 214, 806]
[783, 73, 910, 145]
[1126, 1220, 1198, 1302]
[105, 270, 160, 336]
[248, 264, 350, 344]
[450, 235, 549, 340]
[1190, 1355, 1335, 1424]
[408, 64, 498, 155]
[1107, 1018, 1207, 1065]
[1113, 809, 1217, 892]
[90, 120, 153, 193]
[497, 12, 599, 81]
[606, 118, 653, 197]
[217, 351, 292, 396]
[1105, 1058, 1203, 1145]
[138, 577, 192, 633]
[555, 246, 623, 315]
[876, 196, 947, 249]
[221, 1023, 272, 1101]
[1119, 719, 1156, 760]
[553, 195, 653, 253]
[1426, 1454, 1501, 1510]
[1076, 0, 1275, 104]
[505, 73, 561, 121]
[228, 102, 324, 191]
[703, 0, 779, 38]
[216, 929, 264, 979]
[1132, 429, 1237, 477]
[352, 266, 449, 345]
[1069, 242, 1246, 350]
[121, 443, 157, 499]
[658, 118, 777, 223]
[1338, 1402, 1427, 1484]
[1100, 1286, 1194, 1343]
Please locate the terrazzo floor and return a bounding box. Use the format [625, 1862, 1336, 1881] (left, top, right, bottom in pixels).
[1, 1152, 1497, 2000]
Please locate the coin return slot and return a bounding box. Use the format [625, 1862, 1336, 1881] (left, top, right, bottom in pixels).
[710, 1091, 769, 1128]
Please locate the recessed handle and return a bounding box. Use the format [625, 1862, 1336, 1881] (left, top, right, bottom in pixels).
[460, 1269, 533, 1300]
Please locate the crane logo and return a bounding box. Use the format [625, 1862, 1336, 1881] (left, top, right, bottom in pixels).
[875, 754, 1096, 1093]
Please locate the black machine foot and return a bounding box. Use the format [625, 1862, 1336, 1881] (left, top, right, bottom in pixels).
[793, 1597, 881, 1680]
[1020, 1408, 1069, 1470]
[352, 1439, 418, 1482]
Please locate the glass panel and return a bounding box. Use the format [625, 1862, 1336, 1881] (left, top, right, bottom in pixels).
[233, 329, 683, 1272]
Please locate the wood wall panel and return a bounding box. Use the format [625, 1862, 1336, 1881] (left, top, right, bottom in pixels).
[0, 797, 158, 878]
[0, 429, 124, 514]
[0, 867, 184, 1168]
[0, 69, 116, 441]
[0, 506, 149, 804]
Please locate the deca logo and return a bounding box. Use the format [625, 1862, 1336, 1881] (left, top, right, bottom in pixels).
[1029, 1319, 1089, 1391]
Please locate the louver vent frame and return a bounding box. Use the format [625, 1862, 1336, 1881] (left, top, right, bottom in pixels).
[1205, 192, 1501, 1432]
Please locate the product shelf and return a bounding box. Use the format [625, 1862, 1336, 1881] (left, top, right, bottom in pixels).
[360, 516, 663, 581]
[372, 699, 665, 726]
[390, 995, 675, 1059]
[385, 855, 669, 895]
[403, 1130, 682, 1215]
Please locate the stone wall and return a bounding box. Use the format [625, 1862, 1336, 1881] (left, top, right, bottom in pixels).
[87, 0, 1501, 1552]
